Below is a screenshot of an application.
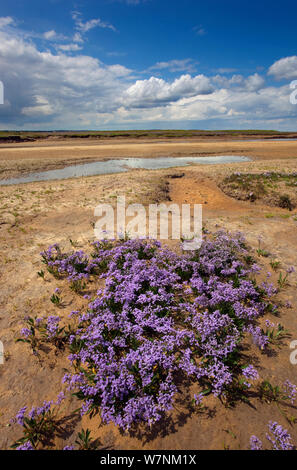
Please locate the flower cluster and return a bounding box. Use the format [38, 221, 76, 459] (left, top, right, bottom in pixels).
[41, 244, 99, 291]
[18, 315, 72, 351]
[53, 232, 273, 430]
[11, 393, 65, 450]
[250, 421, 294, 450]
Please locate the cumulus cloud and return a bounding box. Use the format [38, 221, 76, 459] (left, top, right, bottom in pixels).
[268, 56, 297, 80]
[244, 73, 265, 91]
[212, 73, 265, 91]
[123, 75, 214, 108]
[0, 28, 131, 127]
[0, 16, 296, 130]
[112, 84, 295, 128]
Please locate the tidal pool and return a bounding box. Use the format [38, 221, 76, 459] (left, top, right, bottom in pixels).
[0, 155, 250, 186]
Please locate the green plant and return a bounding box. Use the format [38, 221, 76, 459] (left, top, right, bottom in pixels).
[50, 293, 61, 305]
[278, 272, 289, 289]
[17, 316, 74, 352]
[16, 317, 39, 352]
[257, 248, 269, 257]
[270, 260, 280, 270]
[279, 194, 293, 211]
[75, 428, 94, 450]
[258, 380, 297, 424]
[70, 279, 86, 293]
[262, 322, 288, 346]
[11, 401, 59, 449]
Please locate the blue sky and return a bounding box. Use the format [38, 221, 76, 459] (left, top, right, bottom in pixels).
[0, 0, 296, 130]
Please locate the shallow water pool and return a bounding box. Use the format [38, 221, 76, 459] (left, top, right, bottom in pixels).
[0, 155, 251, 186]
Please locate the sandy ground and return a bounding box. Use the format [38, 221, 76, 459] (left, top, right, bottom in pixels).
[0, 139, 296, 450]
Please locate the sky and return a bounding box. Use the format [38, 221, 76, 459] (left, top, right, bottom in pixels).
[0, 0, 297, 130]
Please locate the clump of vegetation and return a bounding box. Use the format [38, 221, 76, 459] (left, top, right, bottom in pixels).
[13, 232, 297, 449]
[39, 233, 276, 429]
[11, 393, 65, 450]
[220, 172, 297, 210]
[279, 194, 293, 211]
[250, 421, 294, 450]
[17, 315, 73, 352]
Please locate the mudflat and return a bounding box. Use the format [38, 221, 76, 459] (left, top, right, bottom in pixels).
[0, 138, 297, 180]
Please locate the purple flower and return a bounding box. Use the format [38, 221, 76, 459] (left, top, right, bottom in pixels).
[55, 391, 66, 406]
[16, 441, 35, 450]
[193, 393, 204, 406]
[286, 266, 295, 274]
[15, 406, 27, 426]
[250, 435, 263, 450]
[20, 328, 31, 338]
[283, 380, 297, 404]
[266, 421, 294, 450]
[46, 316, 61, 339]
[40, 232, 277, 429]
[242, 365, 259, 381]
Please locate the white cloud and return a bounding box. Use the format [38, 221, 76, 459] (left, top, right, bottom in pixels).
[22, 96, 54, 116]
[73, 32, 84, 43]
[0, 17, 296, 130]
[0, 17, 15, 28]
[216, 68, 238, 74]
[72, 11, 116, 33]
[56, 43, 83, 52]
[212, 73, 265, 91]
[148, 59, 198, 74]
[123, 74, 214, 107]
[244, 73, 265, 91]
[43, 30, 68, 41]
[0, 28, 131, 128]
[268, 56, 297, 80]
[43, 30, 58, 40]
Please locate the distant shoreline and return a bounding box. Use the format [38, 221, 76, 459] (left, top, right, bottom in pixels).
[0, 129, 297, 144]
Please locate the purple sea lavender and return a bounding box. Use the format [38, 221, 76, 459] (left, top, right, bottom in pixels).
[242, 365, 259, 381]
[14, 406, 27, 426]
[41, 232, 277, 429]
[16, 441, 35, 450]
[20, 328, 32, 338]
[266, 421, 294, 450]
[283, 380, 297, 405]
[250, 435, 263, 450]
